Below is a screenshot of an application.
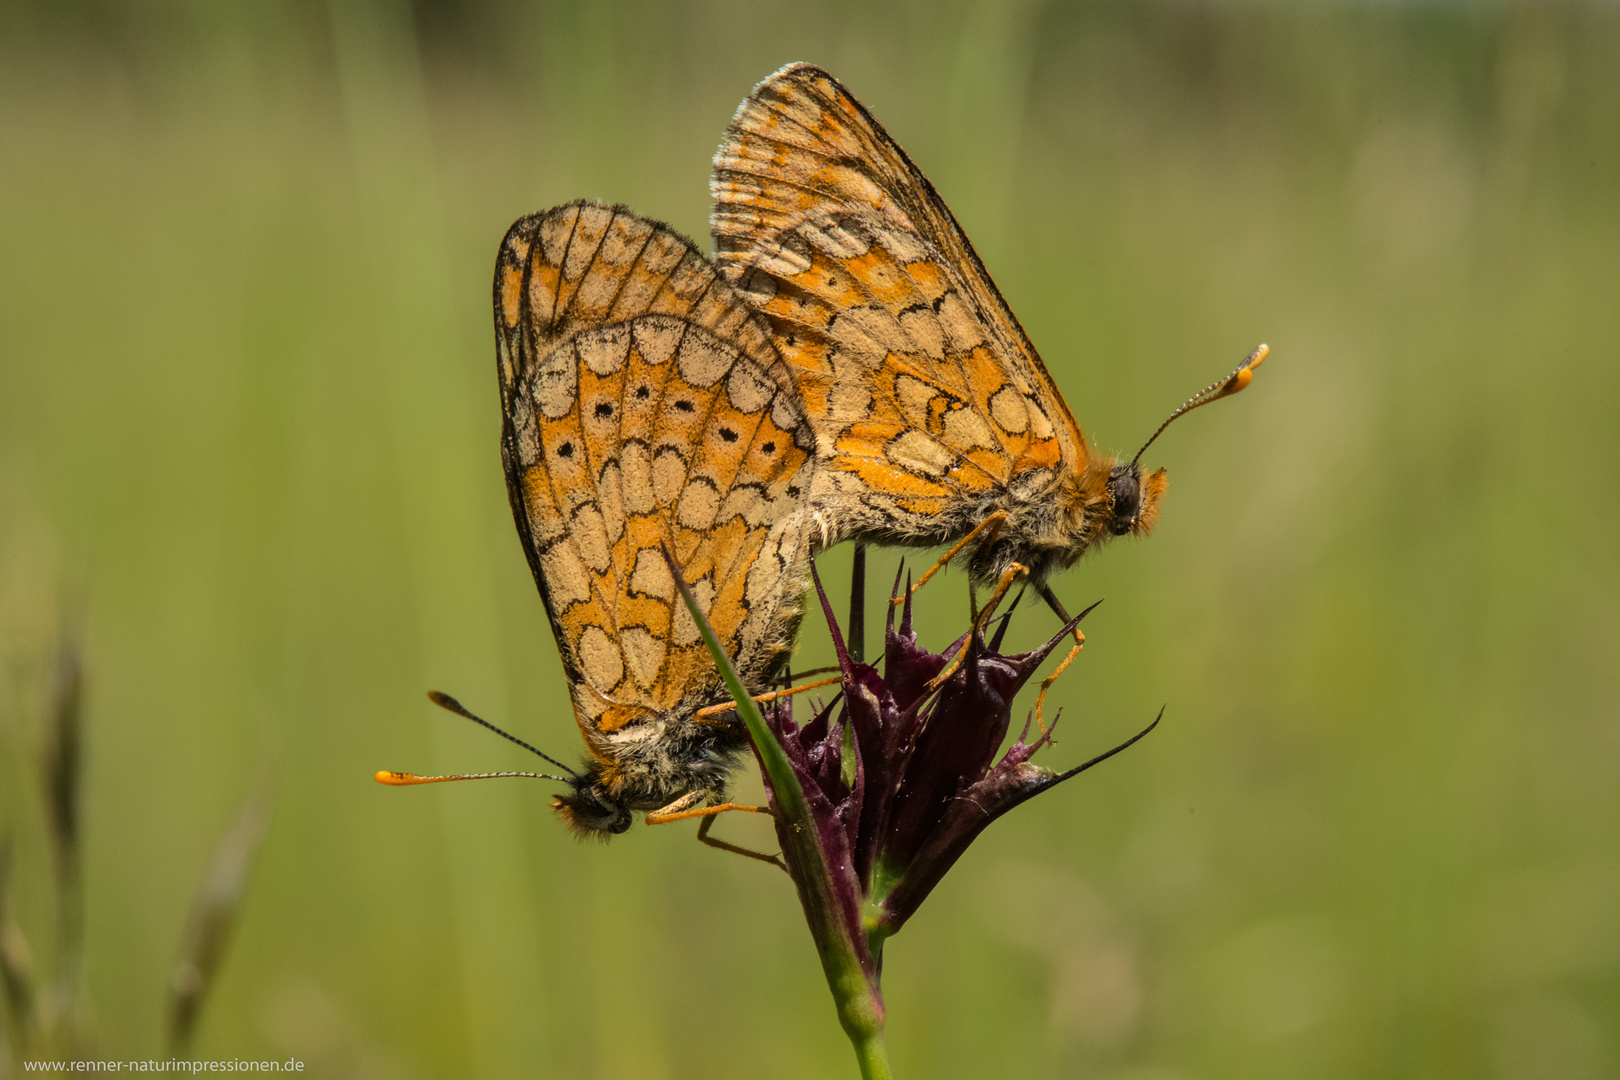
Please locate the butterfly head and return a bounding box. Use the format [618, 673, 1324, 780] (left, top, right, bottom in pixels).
[552, 766, 635, 836]
[1105, 462, 1168, 537]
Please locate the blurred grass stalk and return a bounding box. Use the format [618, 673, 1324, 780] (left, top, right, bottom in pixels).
[1, 615, 269, 1066]
[167, 791, 271, 1054]
[0, 625, 86, 1063]
[0, 839, 38, 1055]
[39, 626, 83, 1029]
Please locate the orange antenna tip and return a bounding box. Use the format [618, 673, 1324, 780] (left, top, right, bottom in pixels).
[1216, 344, 1268, 399]
[375, 770, 421, 785]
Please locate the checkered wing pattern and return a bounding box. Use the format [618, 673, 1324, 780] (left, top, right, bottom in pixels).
[710, 63, 1089, 545]
[496, 202, 816, 740]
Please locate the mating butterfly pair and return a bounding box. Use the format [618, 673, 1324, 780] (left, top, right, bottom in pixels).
[380, 64, 1266, 835]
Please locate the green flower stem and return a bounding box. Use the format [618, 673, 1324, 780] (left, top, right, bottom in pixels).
[849, 1027, 894, 1080]
[665, 548, 891, 1079]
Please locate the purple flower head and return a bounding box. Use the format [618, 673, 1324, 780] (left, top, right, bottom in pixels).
[753, 551, 1161, 997]
[662, 543, 1158, 1053]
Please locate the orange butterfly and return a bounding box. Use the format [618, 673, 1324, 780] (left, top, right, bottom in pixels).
[711, 64, 1265, 619]
[380, 203, 824, 840]
[493, 203, 825, 834]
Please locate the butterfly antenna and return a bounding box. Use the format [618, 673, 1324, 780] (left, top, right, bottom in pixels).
[425, 690, 582, 778]
[1131, 344, 1269, 468]
[375, 768, 571, 786]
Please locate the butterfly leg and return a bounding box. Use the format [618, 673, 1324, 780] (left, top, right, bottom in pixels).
[644, 799, 785, 871]
[696, 815, 787, 873]
[891, 511, 1009, 606]
[1032, 640, 1083, 736]
[1037, 582, 1087, 651]
[1032, 582, 1088, 736]
[690, 676, 844, 724]
[1030, 586, 1095, 738]
[925, 561, 1028, 691]
[644, 798, 773, 825]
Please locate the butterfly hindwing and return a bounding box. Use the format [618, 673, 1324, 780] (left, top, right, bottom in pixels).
[495, 202, 816, 736]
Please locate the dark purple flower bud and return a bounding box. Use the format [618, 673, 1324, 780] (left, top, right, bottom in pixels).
[757, 555, 1159, 947]
[670, 545, 1159, 1077]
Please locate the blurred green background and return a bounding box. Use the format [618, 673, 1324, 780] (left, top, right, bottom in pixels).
[2, 0, 1617, 1077]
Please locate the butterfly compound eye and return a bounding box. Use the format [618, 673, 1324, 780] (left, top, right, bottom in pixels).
[552, 784, 634, 836]
[1105, 464, 1143, 535]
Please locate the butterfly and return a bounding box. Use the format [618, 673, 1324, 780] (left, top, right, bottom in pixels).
[493, 202, 827, 834]
[711, 63, 1265, 619]
[377, 203, 823, 838]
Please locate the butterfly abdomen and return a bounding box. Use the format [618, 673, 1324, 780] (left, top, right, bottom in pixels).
[595, 715, 747, 808]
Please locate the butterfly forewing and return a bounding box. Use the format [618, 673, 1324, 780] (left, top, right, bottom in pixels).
[711, 64, 1088, 545]
[496, 202, 816, 741]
